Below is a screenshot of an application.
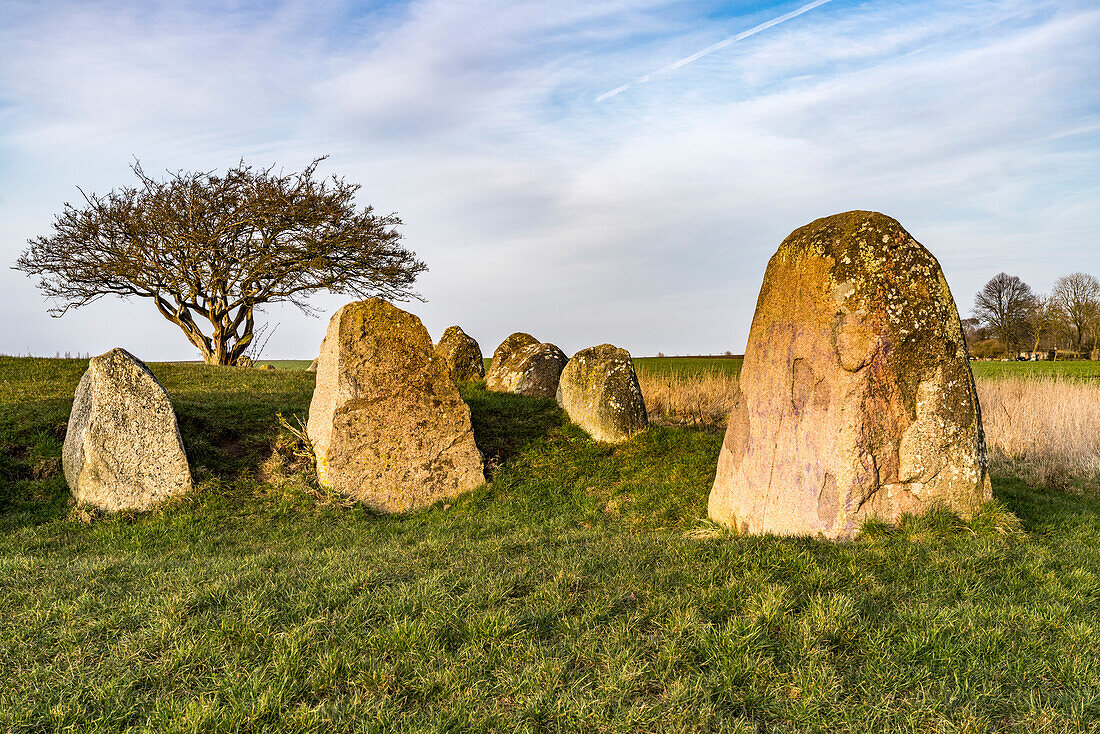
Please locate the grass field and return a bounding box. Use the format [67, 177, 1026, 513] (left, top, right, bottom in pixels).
[287, 352, 1100, 382]
[969, 360, 1100, 380]
[2, 357, 1100, 731]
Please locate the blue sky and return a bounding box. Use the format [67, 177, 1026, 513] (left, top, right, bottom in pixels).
[1, 0, 1097, 359]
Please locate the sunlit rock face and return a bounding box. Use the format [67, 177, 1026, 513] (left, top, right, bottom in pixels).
[709, 211, 991, 539]
[434, 325, 485, 383]
[485, 333, 567, 398]
[557, 344, 647, 443]
[307, 299, 484, 513]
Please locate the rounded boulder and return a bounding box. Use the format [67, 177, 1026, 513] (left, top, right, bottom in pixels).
[485, 332, 539, 388]
[486, 338, 568, 398]
[556, 344, 647, 443]
[709, 211, 991, 539]
[434, 325, 485, 382]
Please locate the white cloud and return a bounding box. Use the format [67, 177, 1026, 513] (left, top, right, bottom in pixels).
[1, 0, 1098, 359]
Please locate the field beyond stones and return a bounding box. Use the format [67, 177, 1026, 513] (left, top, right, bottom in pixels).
[2, 356, 1100, 732]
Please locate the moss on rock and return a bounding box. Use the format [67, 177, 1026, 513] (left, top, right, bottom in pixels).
[709, 211, 991, 539]
[307, 299, 485, 513]
[485, 333, 567, 397]
[557, 344, 647, 443]
[434, 325, 485, 382]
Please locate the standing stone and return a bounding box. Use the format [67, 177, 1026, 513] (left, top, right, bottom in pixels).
[557, 344, 648, 443]
[62, 348, 191, 512]
[709, 211, 991, 539]
[486, 338, 568, 398]
[307, 357, 318, 372]
[485, 332, 539, 387]
[307, 299, 485, 513]
[435, 326, 485, 382]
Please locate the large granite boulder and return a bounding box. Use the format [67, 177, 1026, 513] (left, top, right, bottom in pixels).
[435, 326, 485, 382]
[307, 299, 485, 513]
[709, 211, 991, 539]
[486, 337, 568, 398]
[557, 344, 648, 443]
[62, 348, 191, 511]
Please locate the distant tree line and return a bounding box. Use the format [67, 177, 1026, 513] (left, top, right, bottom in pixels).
[969, 272, 1100, 358]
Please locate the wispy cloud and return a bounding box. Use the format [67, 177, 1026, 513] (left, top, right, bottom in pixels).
[0, 1, 1098, 359]
[596, 0, 836, 101]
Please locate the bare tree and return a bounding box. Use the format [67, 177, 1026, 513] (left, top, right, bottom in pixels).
[1051, 272, 1100, 354]
[973, 273, 1036, 357]
[15, 159, 426, 365]
[1028, 294, 1063, 353]
[959, 317, 983, 350]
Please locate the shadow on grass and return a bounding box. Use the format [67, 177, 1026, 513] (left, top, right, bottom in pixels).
[459, 381, 566, 479]
[992, 473, 1100, 534]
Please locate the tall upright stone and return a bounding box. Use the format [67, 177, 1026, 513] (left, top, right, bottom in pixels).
[709, 211, 991, 539]
[307, 299, 485, 513]
[435, 325, 485, 382]
[63, 348, 191, 511]
[557, 344, 648, 443]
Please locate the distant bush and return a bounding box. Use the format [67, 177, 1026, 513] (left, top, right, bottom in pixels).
[971, 338, 1005, 359]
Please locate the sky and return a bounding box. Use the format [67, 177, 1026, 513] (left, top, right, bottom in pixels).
[0, 0, 1097, 360]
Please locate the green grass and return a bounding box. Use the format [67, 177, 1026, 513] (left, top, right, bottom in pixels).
[254, 359, 314, 370]
[634, 357, 743, 378]
[970, 359, 1100, 380]
[2, 357, 1100, 732]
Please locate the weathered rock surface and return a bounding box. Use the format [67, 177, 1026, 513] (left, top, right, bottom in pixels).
[307, 299, 485, 513]
[485, 332, 539, 388]
[486, 336, 567, 398]
[307, 357, 318, 372]
[62, 348, 191, 511]
[435, 326, 485, 382]
[557, 344, 648, 443]
[709, 211, 991, 539]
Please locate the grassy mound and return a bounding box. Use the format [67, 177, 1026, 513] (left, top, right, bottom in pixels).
[1, 357, 1099, 732]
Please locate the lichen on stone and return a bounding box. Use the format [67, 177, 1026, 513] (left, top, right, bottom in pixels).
[709, 211, 991, 540]
[557, 344, 647, 443]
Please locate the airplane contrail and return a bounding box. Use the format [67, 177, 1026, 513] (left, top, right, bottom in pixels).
[596, 0, 835, 102]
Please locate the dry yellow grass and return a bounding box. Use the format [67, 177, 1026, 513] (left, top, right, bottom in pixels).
[636, 367, 739, 428]
[638, 367, 1100, 485]
[977, 377, 1100, 485]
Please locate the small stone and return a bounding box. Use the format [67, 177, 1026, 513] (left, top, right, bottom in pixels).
[62, 348, 192, 512]
[434, 325, 485, 382]
[557, 344, 648, 443]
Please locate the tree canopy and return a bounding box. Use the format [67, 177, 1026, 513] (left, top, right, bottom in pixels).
[16, 159, 426, 365]
[972, 273, 1035, 357]
[1052, 272, 1100, 352]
